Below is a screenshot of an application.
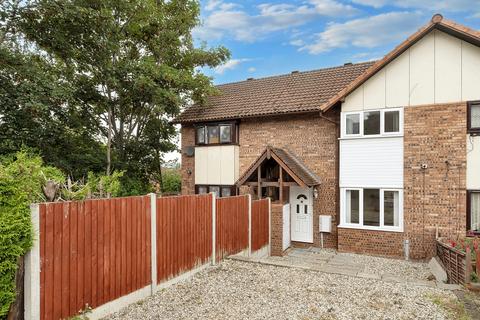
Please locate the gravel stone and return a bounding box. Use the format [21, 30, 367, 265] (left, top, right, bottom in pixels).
[105, 260, 455, 320]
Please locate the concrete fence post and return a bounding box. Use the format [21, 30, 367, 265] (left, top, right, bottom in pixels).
[24, 204, 40, 320]
[248, 194, 252, 257]
[150, 193, 157, 294]
[268, 198, 272, 257]
[211, 193, 216, 265]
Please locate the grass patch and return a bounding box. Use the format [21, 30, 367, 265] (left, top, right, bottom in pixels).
[427, 293, 470, 320]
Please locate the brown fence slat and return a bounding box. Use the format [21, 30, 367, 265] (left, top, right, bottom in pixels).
[251, 199, 269, 252]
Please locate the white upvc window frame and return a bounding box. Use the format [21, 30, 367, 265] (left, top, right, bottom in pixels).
[341, 108, 403, 138]
[339, 187, 404, 232]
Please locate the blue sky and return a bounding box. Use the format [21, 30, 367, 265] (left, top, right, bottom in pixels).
[195, 0, 480, 84]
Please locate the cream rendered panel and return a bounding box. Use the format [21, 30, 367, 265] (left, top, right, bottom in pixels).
[462, 41, 480, 101]
[194, 145, 239, 185]
[342, 85, 364, 112]
[435, 30, 462, 103]
[363, 69, 386, 110]
[467, 136, 480, 190]
[194, 147, 208, 185]
[234, 145, 240, 182]
[409, 32, 435, 106]
[386, 51, 409, 108]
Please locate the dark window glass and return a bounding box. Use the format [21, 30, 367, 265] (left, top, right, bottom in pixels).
[220, 125, 232, 143]
[470, 104, 480, 130]
[196, 126, 206, 144]
[207, 126, 220, 144]
[363, 189, 380, 226]
[209, 186, 220, 197]
[384, 110, 400, 133]
[384, 191, 399, 227]
[346, 113, 360, 135]
[364, 111, 380, 135]
[197, 186, 208, 194]
[221, 187, 231, 197]
[346, 190, 359, 224]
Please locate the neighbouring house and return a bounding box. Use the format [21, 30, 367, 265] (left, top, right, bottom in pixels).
[174, 14, 480, 260]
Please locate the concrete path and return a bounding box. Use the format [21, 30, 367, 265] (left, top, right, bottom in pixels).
[230, 247, 461, 291]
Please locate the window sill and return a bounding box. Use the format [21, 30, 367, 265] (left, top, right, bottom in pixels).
[337, 224, 404, 233]
[339, 134, 403, 141]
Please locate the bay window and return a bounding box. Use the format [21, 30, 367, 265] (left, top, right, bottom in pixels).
[342, 108, 402, 137]
[341, 188, 403, 231]
[195, 122, 238, 145]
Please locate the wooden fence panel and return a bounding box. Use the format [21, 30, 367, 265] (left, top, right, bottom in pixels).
[436, 241, 466, 284]
[251, 199, 269, 252]
[156, 194, 213, 283]
[39, 196, 151, 320]
[216, 195, 249, 260]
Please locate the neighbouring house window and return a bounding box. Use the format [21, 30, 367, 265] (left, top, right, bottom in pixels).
[195, 185, 236, 198]
[342, 108, 402, 137]
[346, 114, 360, 135]
[364, 111, 381, 135]
[341, 188, 402, 231]
[195, 122, 237, 145]
[346, 189, 360, 224]
[468, 101, 480, 134]
[363, 189, 380, 226]
[384, 110, 400, 133]
[468, 191, 480, 233]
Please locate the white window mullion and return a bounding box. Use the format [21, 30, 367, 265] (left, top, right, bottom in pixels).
[359, 188, 364, 226]
[380, 189, 385, 227]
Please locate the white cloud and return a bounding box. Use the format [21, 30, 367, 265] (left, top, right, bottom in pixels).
[195, 0, 359, 42]
[290, 39, 305, 46]
[215, 58, 250, 74]
[300, 11, 423, 54]
[352, 0, 480, 12]
[248, 67, 256, 73]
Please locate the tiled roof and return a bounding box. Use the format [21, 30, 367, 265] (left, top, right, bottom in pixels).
[321, 14, 480, 112]
[236, 146, 321, 187]
[174, 61, 375, 123]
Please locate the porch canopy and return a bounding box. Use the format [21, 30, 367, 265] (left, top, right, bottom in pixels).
[236, 146, 321, 203]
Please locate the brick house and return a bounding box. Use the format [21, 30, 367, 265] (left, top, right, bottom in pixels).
[175, 15, 480, 260]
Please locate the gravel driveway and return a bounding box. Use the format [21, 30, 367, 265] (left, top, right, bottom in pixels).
[106, 260, 458, 320]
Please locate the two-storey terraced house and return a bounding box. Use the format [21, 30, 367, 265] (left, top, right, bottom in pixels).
[175, 15, 480, 259]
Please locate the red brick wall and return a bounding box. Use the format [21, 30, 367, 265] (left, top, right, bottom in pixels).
[338, 228, 404, 257]
[239, 111, 340, 249]
[270, 204, 284, 256]
[404, 102, 467, 259]
[180, 125, 195, 195]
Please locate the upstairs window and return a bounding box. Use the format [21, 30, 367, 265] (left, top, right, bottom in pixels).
[195, 122, 237, 145]
[343, 108, 402, 138]
[468, 101, 480, 134]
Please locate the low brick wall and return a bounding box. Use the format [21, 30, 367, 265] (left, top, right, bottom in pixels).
[337, 228, 404, 258]
[270, 204, 284, 256]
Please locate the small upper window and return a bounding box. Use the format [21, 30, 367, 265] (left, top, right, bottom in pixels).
[384, 110, 400, 133]
[346, 114, 360, 135]
[468, 101, 480, 134]
[364, 111, 380, 135]
[195, 122, 237, 145]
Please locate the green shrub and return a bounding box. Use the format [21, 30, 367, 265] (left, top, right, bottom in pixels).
[162, 169, 181, 194]
[0, 150, 64, 317]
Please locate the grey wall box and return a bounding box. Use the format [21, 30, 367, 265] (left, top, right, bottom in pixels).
[184, 146, 195, 157]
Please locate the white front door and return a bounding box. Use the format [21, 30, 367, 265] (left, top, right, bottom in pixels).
[290, 186, 313, 243]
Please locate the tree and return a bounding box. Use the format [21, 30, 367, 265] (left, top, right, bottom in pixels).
[18, 0, 229, 190]
[1, 1, 108, 179]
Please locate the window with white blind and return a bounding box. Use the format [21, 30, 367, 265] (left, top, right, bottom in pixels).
[468, 191, 480, 233]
